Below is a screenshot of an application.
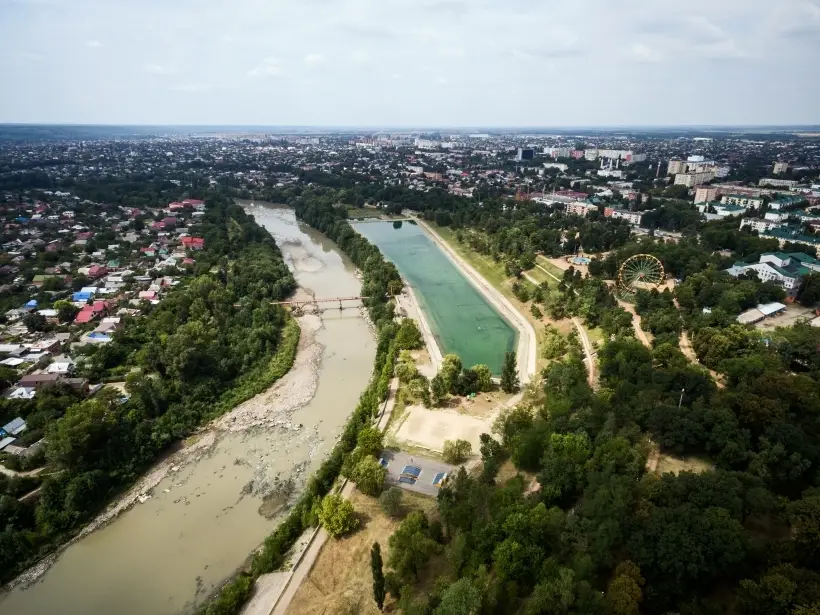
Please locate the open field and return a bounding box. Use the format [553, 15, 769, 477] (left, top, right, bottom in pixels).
[395, 405, 491, 453]
[285, 490, 436, 615]
[524, 266, 552, 285]
[535, 255, 568, 279]
[656, 454, 713, 475]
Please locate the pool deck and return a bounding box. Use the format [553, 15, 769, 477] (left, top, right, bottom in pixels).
[395, 282, 443, 374]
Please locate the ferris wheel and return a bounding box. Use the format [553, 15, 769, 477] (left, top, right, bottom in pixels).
[618, 254, 665, 299]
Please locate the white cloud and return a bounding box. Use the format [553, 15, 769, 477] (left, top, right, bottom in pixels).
[0, 0, 818, 125]
[304, 53, 325, 65]
[631, 43, 660, 63]
[170, 84, 212, 93]
[143, 64, 174, 76]
[246, 57, 283, 78]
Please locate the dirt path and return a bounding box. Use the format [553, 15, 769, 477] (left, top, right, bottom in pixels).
[0, 465, 45, 479]
[416, 219, 537, 384]
[616, 299, 652, 348]
[679, 330, 698, 363]
[571, 317, 597, 387]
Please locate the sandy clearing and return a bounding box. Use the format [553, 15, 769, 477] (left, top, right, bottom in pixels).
[395, 405, 490, 453]
[415, 219, 537, 384]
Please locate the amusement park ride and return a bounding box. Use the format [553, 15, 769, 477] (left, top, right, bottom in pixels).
[617, 254, 665, 300]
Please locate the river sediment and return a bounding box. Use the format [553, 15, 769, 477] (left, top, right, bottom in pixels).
[0, 204, 376, 615]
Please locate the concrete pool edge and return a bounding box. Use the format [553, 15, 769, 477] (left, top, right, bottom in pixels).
[395, 280, 444, 373]
[413, 218, 537, 384]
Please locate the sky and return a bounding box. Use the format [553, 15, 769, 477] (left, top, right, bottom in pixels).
[1, 0, 820, 127]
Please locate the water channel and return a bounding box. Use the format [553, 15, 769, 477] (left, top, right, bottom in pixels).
[0, 204, 376, 615]
[353, 221, 517, 374]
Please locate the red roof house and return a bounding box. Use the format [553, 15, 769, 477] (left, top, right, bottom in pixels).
[182, 237, 205, 250]
[88, 265, 108, 279]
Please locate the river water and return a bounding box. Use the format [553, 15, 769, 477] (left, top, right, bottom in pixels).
[0, 205, 376, 615]
[354, 221, 516, 374]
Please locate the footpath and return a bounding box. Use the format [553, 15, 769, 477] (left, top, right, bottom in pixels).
[521, 270, 597, 387]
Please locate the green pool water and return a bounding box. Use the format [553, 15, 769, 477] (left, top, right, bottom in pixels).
[353, 221, 517, 374]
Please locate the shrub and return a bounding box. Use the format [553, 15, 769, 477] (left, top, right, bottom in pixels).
[318, 494, 359, 538]
[379, 487, 404, 518]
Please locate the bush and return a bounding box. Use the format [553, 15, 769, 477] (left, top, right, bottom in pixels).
[471, 364, 493, 392]
[318, 493, 359, 538]
[442, 439, 472, 464]
[379, 487, 404, 518]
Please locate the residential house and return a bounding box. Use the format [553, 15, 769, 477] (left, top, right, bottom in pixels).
[181, 236, 205, 250]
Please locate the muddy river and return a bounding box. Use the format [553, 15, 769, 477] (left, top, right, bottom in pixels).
[0, 204, 376, 615]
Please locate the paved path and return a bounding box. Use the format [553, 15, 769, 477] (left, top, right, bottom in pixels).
[523, 270, 597, 387]
[269, 480, 356, 615]
[376, 378, 399, 432]
[571, 317, 597, 387]
[534, 263, 561, 283]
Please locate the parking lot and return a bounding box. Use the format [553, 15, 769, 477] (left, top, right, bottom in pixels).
[381, 450, 455, 497]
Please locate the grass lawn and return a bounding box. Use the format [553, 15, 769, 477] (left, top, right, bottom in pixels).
[586, 327, 606, 348]
[433, 225, 510, 289]
[346, 208, 400, 220]
[534, 256, 565, 281]
[524, 266, 552, 285]
[286, 489, 437, 615]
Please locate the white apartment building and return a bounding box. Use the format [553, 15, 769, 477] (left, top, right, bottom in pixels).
[773, 162, 789, 175]
[675, 171, 715, 187]
[544, 147, 571, 158]
[740, 218, 782, 233]
[584, 149, 599, 161]
[604, 207, 645, 225]
[543, 163, 569, 172]
[721, 194, 764, 208]
[760, 178, 798, 188]
[726, 253, 820, 296]
[667, 159, 686, 175]
[765, 211, 789, 222]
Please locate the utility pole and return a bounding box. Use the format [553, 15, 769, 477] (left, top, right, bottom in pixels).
[677, 388, 685, 410]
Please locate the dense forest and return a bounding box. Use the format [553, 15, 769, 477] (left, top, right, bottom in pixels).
[381, 310, 820, 615]
[0, 194, 299, 584]
[261, 184, 820, 614]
